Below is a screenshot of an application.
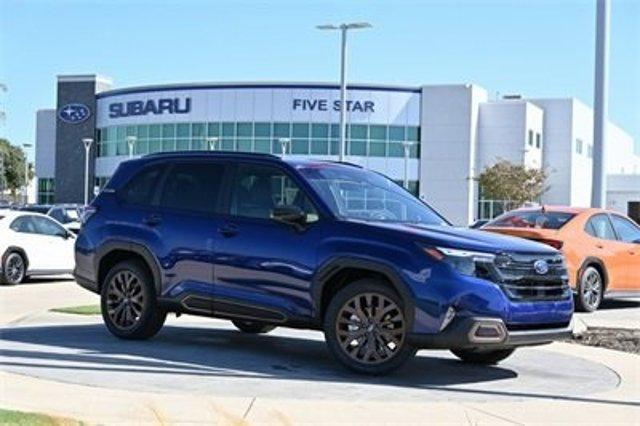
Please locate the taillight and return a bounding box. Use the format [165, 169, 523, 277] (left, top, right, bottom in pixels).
[80, 205, 98, 225]
[537, 238, 564, 250]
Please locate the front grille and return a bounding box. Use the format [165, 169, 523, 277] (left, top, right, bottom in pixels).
[491, 253, 570, 301]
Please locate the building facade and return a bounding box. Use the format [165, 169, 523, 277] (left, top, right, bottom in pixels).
[35, 75, 640, 225]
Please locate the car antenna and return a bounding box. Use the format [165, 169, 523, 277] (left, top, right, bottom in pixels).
[541, 204, 546, 213]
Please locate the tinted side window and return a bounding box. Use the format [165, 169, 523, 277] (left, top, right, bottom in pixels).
[32, 216, 67, 237]
[160, 162, 225, 214]
[585, 214, 617, 240]
[10, 216, 37, 233]
[231, 164, 318, 222]
[120, 165, 164, 206]
[49, 209, 65, 223]
[610, 215, 640, 243]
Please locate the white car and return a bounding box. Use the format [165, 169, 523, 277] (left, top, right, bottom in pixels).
[0, 211, 75, 284]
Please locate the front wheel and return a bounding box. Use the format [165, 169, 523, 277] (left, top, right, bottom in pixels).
[232, 320, 276, 334]
[575, 266, 603, 312]
[324, 280, 416, 375]
[451, 348, 515, 365]
[100, 260, 166, 340]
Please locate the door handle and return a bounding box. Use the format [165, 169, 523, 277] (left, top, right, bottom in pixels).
[218, 223, 238, 237]
[142, 214, 162, 226]
[596, 244, 604, 249]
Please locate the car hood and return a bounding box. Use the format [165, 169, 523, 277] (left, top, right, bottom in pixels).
[358, 221, 559, 255]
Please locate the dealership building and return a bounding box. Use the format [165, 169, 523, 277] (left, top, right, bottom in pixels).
[35, 74, 640, 225]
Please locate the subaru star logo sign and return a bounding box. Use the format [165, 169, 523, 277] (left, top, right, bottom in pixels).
[58, 103, 91, 124]
[533, 259, 550, 275]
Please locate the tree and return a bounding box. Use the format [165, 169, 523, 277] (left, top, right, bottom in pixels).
[0, 138, 32, 197]
[477, 160, 548, 206]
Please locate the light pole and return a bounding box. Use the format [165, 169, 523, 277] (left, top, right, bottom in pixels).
[402, 141, 414, 190]
[206, 137, 219, 151]
[317, 22, 372, 162]
[82, 138, 93, 206]
[126, 136, 137, 158]
[22, 143, 32, 204]
[278, 138, 291, 157]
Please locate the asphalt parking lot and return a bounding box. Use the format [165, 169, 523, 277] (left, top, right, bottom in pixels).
[1, 278, 639, 424]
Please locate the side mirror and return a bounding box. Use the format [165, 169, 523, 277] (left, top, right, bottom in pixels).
[272, 206, 306, 229]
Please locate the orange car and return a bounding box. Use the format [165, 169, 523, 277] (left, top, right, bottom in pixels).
[482, 206, 640, 312]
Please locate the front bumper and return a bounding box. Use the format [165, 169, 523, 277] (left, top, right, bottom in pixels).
[409, 316, 574, 350]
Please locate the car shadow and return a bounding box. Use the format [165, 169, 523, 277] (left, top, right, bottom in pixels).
[0, 323, 516, 389]
[599, 298, 640, 310]
[20, 276, 76, 285]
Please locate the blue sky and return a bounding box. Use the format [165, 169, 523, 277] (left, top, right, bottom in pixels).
[1, 0, 638, 158]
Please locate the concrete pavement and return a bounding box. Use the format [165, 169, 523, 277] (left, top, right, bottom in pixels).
[0, 279, 639, 424]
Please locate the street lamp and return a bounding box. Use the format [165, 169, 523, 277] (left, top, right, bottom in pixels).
[402, 141, 415, 190]
[206, 137, 219, 151]
[317, 22, 372, 162]
[22, 143, 32, 204]
[278, 138, 291, 157]
[126, 136, 137, 158]
[81, 138, 93, 206]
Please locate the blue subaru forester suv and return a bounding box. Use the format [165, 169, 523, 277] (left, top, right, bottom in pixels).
[75, 152, 573, 374]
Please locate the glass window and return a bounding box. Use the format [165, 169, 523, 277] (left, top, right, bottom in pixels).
[32, 216, 67, 237]
[311, 139, 329, 155]
[535, 133, 541, 148]
[291, 138, 309, 155]
[222, 122, 236, 137]
[274, 123, 290, 138]
[330, 124, 341, 138]
[528, 130, 534, 146]
[207, 123, 220, 137]
[370, 125, 387, 141]
[176, 123, 190, 138]
[388, 141, 404, 157]
[254, 139, 271, 153]
[369, 141, 386, 156]
[10, 216, 37, 233]
[160, 162, 225, 215]
[349, 125, 367, 140]
[149, 125, 161, 138]
[192, 123, 206, 137]
[120, 164, 165, 206]
[407, 127, 419, 141]
[126, 125, 136, 137]
[389, 126, 405, 142]
[349, 140, 366, 156]
[230, 164, 318, 222]
[255, 123, 271, 137]
[162, 124, 176, 138]
[176, 138, 190, 151]
[237, 123, 253, 137]
[576, 138, 584, 154]
[487, 210, 576, 230]
[610, 215, 640, 243]
[312, 123, 329, 138]
[237, 138, 252, 152]
[292, 123, 309, 138]
[298, 164, 447, 225]
[585, 214, 617, 240]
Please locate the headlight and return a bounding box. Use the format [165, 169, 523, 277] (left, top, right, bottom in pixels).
[424, 246, 496, 277]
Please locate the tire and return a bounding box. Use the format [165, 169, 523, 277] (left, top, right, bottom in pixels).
[575, 266, 603, 312]
[1, 251, 26, 285]
[232, 320, 276, 334]
[323, 279, 417, 375]
[451, 348, 516, 365]
[100, 259, 166, 340]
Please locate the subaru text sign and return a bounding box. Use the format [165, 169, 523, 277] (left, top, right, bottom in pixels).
[109, 97, 191, 118]
[58, 103, 91, 124]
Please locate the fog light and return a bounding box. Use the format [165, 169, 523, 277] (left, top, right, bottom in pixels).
[440, 306, 456, 331]
[468, 319, 507, 343]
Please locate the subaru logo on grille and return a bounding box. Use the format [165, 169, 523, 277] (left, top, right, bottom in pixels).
[58, 103, 91, 124]
[533, 259, 550, 275]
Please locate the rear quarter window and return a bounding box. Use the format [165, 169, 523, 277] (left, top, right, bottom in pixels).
[488, 211, 576, 230]
[119, 164, 165, 206]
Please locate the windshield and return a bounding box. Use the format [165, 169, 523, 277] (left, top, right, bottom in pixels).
[298, 164, 448, 226]
[487, 210, 575, 230]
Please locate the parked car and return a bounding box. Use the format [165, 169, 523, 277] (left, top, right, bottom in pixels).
[0, 211, 75, 284]
[482, 206, 640, 312]
[47, 204, 84, 234]
[18, 204, 52, 214]
[469, 219, 489, 229]
[75, 152, 573, 374]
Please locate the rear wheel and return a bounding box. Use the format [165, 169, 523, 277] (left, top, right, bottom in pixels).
[100, 260, 166, 339]
[1, 252, 26, 285]
[232, 320, 276, 334]
[324, 280, 416, 375]
[575, 266, 603, 312]
[451, 348, 515, 365]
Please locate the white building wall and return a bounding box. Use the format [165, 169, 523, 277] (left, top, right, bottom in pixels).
[569, 100, 594, 207]
[420, 84, 487, 226]
[607, 123, 637, 174]
[607, 174, 640, 218]
[35, 109, 56, 179]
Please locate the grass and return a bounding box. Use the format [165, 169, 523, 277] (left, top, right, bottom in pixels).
[0, 408, 80, 425]
[50, 304, 100, 316]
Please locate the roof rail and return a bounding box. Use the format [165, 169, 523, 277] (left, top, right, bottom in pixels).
[143, 150, 280, 159]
